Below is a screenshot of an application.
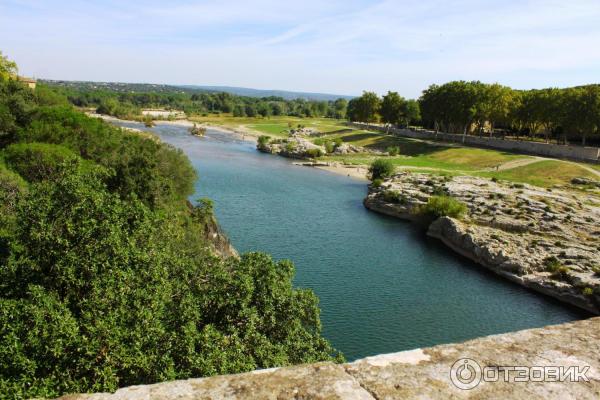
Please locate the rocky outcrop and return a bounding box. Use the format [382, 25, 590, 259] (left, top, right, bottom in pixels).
[258, 138, 381, 159]
[58, 317, 600, 399]
[257, 137, 325, 159]
[364, 172, 600, 314]
[202, 214, 238, 258]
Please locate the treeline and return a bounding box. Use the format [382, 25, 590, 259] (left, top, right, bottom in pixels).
[46, 83, 349, 120]
[0, 55, 340, 398]
[349, 82, 600, 145]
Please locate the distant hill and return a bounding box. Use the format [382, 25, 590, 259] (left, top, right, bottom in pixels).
[180, 85, 355, 101]
[41, 80, 355, 101]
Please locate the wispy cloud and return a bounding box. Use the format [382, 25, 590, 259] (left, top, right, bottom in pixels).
[1, 0, 599, 97]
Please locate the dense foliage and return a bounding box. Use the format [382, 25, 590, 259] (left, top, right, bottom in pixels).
[368, 159, 395, 180]
[418, 195, 468, 219]
[419, 82, 600, 145]
[348, 82, 600, 145]
[45, 81, 349, 120]
[0, 58, 341, 399]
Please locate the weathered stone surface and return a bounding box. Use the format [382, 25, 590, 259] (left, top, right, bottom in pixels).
[58, 362, 373, 400]
[58, 318, 600, 399]
[364, 172, 600, 314]
[346, 317, 600, 399]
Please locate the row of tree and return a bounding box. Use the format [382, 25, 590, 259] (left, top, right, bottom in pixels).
[348, 81, 600, 145]
[47, 83, 350, 120]
[347, 91, 421, 127]
[420, 81, 600, 145]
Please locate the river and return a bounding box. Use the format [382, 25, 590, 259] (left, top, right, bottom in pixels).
[115, 120, 586, 361]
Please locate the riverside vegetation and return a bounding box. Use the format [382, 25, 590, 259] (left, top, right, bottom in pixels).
[0, 54, 341, 399]
[13, 51, 600, 394]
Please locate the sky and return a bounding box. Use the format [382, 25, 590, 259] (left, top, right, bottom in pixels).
[1, 0, 600, 98]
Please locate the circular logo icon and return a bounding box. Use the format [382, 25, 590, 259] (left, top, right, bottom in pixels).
[450, 358, 482, 390]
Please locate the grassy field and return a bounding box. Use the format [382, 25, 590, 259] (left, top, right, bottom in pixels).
[188, 115, 350, 138]
[187, 114, 598, 188]
[477, 160, 599, 187]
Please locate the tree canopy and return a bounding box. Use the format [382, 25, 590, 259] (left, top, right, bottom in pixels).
[419, 81, 600, 145]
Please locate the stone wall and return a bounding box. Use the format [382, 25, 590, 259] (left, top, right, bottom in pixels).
[349, 122, 600, 163]
[59, 317, 600, 399]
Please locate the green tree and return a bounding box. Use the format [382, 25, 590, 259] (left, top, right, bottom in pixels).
[332, 98, 347, 119]
[347, 91, 381, 122]
[400, 99, 421, 126]
[0, 52, 17, 81]
[380, 91, 405, 126]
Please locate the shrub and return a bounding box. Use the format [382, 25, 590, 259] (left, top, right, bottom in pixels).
[371, 178, 383, 187]
[551, 266, 570, 281]
[386, 146, 400, 156]
[305, 148, 323, 158]
[383, 190, 406, 204]
[544, 256, 561, 271]
[0, 164, 342, 398]
[257, 135, 271, 148]
[583, 287, 594, 296]
[369, 159, 395, 180]
[285, 142, 297, 152]
[418, 195, 468, 219]
[3, 142, 80, 182]
[324, 141, 335, 153]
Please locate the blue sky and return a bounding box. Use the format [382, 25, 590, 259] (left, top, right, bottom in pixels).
[1, 0, 599, 97]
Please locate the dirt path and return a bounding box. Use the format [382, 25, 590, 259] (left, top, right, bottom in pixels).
[484, 157, 544, 172]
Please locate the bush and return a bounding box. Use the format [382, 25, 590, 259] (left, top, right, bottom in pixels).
[324, 141, 335, 153]
[0, 164, 342, 398]
[383, 190, 406, 204]
[305, 148, 323, 158]
[371, 178, 383, 187]
[544, 256, 562, 273]
[386, 146, 400, 156]
[257, 135, 271, 147]
[369, 159, 395, 180]
[0, 162, 27, 264]
[418, 195, 468, 219]
[3, 142, 80, 182]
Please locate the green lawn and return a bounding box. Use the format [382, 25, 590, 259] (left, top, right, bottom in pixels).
[477, 160, 599, 187]
[324, 147, 528, 172]
[189, 115, 349, 138]
[188, 114, 598, 189]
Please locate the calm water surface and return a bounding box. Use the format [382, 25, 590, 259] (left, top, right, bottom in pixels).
[116, 121, 587, 361]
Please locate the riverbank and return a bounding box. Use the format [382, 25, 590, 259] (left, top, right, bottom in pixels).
[90, 113, 371, 179]
[364, 172, 600, 314]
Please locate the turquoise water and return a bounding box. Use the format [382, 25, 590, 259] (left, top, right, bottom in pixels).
[116, 121, 586, 361]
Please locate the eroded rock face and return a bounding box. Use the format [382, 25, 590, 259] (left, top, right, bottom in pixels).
[57, 317, 600, 399]
[364, 172, 600, 314]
